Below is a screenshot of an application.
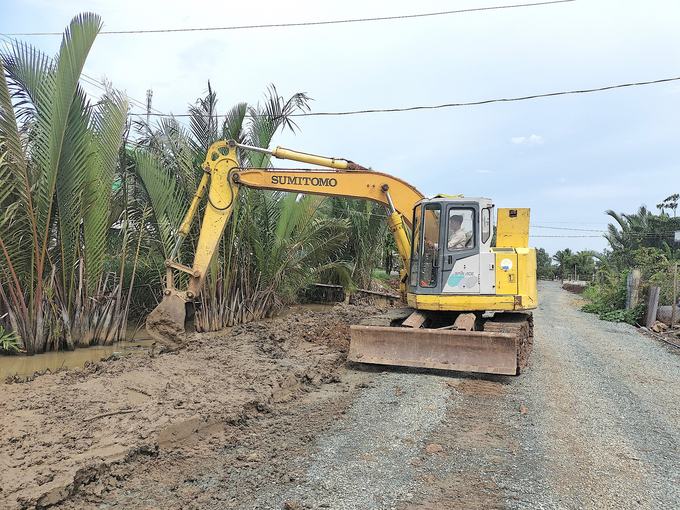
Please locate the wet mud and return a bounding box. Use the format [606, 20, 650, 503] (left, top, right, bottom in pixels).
[0, 304, 380, 510]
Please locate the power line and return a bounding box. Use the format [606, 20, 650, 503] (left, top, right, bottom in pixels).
[126, 76, 680, 119]
[532, 225, 606, 232]
[0, 33, 167, 117]
[290, 77, 680, 117]
[531, 221, 609, 224]
[533, 230, 680, 239]
[3, 1, 575, 36]
[80, 73, 165, 115]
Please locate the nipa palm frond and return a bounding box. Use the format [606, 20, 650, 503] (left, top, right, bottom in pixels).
[133, 150, 187, 258]
[82, 90, 128, 294]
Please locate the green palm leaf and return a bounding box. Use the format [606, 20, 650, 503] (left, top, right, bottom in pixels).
[82, 90, 128, 294]
[29, 13, 102, 295]
[133, 151, 186, 258]
[54, 86, 93, 304]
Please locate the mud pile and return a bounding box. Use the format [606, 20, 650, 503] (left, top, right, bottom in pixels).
[0, 304, 380, 510]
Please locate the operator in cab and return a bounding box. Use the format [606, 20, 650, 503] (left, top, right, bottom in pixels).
[426, 213, 467, 252]
[448, 214, 466, 251]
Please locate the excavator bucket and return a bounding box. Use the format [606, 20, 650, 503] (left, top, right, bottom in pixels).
[348, 326, 521, 375]
[145, 294, 188, 350]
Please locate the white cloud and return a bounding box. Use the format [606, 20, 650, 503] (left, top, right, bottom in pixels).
[477, 169, 491, 174]
[511, 134, 545, 146]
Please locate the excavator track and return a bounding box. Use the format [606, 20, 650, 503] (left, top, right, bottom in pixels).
[482, 312, 534, 374]
[348, 309, 533, 375]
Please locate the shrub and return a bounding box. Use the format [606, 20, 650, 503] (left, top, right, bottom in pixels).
[581, 301, 644, 325]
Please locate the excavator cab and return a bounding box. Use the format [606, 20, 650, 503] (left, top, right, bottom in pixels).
[409, 197, 494, 297]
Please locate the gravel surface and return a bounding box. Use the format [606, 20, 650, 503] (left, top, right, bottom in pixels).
[278, 370, 453, 509]
[505, 281, 680, 509]
[258, 280, 680, 509]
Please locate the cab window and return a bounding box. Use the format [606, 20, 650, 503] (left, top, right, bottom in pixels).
[419, 205, 441, 288]
[482, 208, 491, 243]
[447, 208, 475, 251]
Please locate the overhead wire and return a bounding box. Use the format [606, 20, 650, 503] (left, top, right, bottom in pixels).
[533, 231, 679, 238]
[532, 225, 606, 232]
[78, 73, 167, 116]
[0, 33, 167, 118]
[3, 1, 576, 36]
[2, 12, 676, 123]
[126, 76, 680, 119]
[287, 77, 680, 117]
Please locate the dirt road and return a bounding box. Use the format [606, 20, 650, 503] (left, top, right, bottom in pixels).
[2, 282, 679, 509]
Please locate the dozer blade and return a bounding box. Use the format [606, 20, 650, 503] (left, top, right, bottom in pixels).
[145, 294, 188, 350]
[348, 325, 519, 375]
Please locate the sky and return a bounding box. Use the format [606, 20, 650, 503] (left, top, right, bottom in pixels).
[1, 0, 679, 258]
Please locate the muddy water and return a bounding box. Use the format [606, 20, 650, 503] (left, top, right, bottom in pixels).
[1, 304, 337, 379]
[274, 303, 335, 319]
[0, 338, 156, 379]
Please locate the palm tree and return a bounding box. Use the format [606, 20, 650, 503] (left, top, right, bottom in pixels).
[196, 191, 351, 330]
[132, 84, 354, 329]
[552, 248, 573, 280]
[0, 13, 128, 353]
[323, 197, 389, 290]
[604, 205, 680, 269]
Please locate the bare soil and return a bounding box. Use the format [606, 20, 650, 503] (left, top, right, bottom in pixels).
[0, 304, 381, 510]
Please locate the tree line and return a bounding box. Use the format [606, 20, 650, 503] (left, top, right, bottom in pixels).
[537, 196, 680, 324]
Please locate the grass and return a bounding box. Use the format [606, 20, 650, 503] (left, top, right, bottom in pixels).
[371, 270, 392, 281]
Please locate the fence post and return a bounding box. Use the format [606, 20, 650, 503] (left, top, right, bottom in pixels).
[627, 269, 641, 309]
[672, 263, 678, 329]
[645, 286, 660, 329]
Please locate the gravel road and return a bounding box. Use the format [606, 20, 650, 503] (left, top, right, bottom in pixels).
[260, 280, 680, 509]
[506, 281, 680, 509]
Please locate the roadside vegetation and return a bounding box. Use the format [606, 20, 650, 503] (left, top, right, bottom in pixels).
[539, 195, 680, 325]
[0, 14, 394, 354]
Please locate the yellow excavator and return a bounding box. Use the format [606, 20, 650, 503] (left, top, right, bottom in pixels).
[146, 140, 537, 375]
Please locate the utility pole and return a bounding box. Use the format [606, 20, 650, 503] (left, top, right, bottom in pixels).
[146, 89, 153, 136]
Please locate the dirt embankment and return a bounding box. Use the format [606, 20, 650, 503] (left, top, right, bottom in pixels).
[0, 304, 380, 510]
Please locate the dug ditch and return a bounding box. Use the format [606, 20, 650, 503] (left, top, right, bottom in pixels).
[2, 283, 679, 509]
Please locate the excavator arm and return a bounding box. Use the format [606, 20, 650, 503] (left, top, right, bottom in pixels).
[146, 139, 422, 348]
